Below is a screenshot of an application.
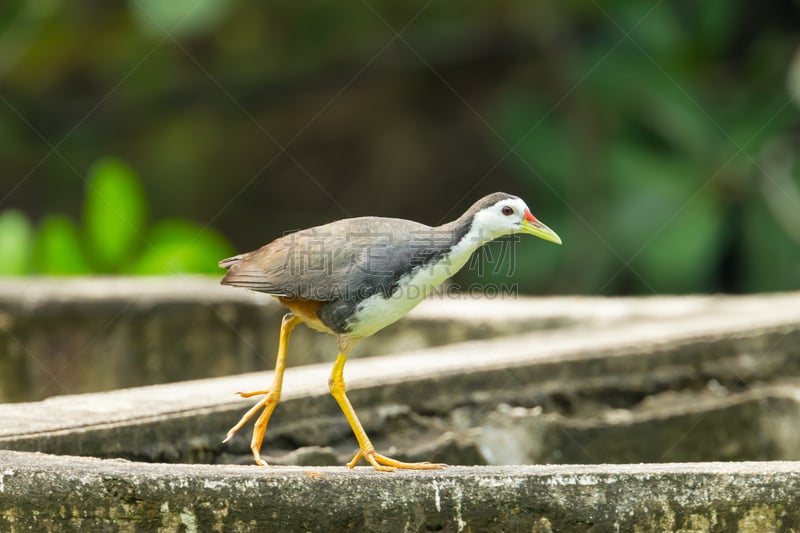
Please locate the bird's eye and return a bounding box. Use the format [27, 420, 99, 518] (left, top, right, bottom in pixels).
[501, 206, 514, 216]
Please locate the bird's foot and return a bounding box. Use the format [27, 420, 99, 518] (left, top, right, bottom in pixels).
[222, 388, 275, 445]
[235, 388, 271, 399]
[347, 449, 446, 472]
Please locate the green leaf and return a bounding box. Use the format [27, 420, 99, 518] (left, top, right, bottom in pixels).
[83, 158, 147, 272]
[130, 0, 232, 38]
[130, 219, 234, 274]
[607, 144, 701, 251]
[490, 93, 576, 188]
[605, 144, 725, 293]
[0, 210, 34, 275]
[34, 216, 92, 275]
[634, 193, 724, 293]
[624, 3, 685, 57]
[639, 81, 714, 159]
[696, 0, 741, 55]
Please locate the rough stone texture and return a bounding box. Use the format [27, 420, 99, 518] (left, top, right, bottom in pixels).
[479, 383, 800, 465]
[2, 277, 799, 403]
[0, 277, 286, 402]
[0, 451, 798, 532]
[3, 286, 800, 531]
[1, 300, 799, 468]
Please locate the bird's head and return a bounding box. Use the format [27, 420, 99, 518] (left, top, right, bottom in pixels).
[470, 193, 562, 245]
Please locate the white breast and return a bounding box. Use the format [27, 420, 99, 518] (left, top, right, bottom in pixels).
[346, 225, 487, 339]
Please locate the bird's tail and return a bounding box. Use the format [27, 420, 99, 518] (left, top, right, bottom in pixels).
[218, 252, 282, 294]
[218, 254, 245, 271]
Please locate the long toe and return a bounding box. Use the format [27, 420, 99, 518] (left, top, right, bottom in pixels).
[235, 388, 271, 398]
[223, 393, 271, 443]
[348, 450, 446, 471]
[373, 452, 446, 470]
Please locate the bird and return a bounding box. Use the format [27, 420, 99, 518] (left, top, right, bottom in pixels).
[219, 192, 561, 471]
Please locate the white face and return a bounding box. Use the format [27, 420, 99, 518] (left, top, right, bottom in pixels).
[471, 197, 531, 240]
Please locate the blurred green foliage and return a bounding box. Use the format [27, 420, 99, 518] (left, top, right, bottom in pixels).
[0, 210, 33, 275]
[84, 159, 148, 272]
[463, 1, 800, 295]
[0, 0, 798, 293]
[0, 158, 233, 275]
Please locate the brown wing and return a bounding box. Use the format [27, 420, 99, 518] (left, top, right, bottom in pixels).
[219, 217, 442, 301]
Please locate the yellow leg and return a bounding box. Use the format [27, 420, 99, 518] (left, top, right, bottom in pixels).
[223, 313, 302, 466]
[328, 353, 445, 472]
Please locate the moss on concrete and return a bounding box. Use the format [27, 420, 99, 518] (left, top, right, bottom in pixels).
[1, 452, 799, 532]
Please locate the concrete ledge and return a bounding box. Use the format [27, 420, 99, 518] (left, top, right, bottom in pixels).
[1, 451, 798, 531]
[2, 290, 800, 530]
[3, 277, 799, 401]
[1, 304, 798, 466]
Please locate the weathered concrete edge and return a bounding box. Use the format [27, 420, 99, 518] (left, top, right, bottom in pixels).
[3, 276, 800, 327]
[0, 450, 798, 531]
[1, 312, 799, 467]
[4, 279, 800, 402]
[2, 309, 798, 440]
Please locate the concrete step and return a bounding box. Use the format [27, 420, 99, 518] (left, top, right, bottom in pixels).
[2, 283, 800, 531]
[2, 276, 798, 402]
[1, 299, 798, 467]
[1, 451, 797, 532]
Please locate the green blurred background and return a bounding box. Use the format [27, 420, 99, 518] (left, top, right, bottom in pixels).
[1, 0, 799, 295]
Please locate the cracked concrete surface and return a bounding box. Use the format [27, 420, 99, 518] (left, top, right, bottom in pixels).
[1, 279, 800, 530]
[1, 451, 799, 532]
[2, 296, 799, 468]
[2, 277, 798, 401]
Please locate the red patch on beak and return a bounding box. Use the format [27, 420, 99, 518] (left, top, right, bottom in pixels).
[524, 209, 539, 223]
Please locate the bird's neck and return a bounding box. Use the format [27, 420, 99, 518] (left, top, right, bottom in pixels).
[435, 215, 495, 271]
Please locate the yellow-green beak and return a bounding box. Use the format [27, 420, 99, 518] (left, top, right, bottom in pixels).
[521, 215, 562, 245]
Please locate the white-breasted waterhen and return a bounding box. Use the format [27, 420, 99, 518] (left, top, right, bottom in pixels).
[219, 192, 561, 471]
